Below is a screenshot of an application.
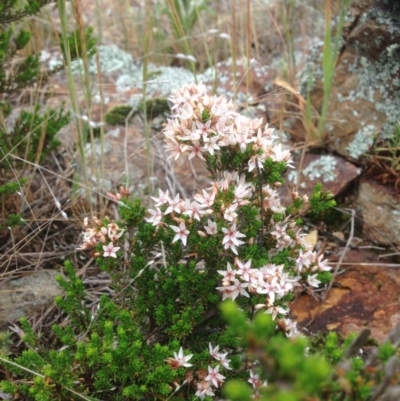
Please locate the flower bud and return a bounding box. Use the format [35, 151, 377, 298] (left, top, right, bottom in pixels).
[119, 186, 129, 196]
[197, 230, 207, 238]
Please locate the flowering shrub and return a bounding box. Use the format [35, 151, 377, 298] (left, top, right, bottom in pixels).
[0, 83, 344, 400]
[141, 82, 333, 335]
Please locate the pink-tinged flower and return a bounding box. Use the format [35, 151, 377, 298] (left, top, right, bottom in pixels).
[170, 222, 189, 246]
[195, 119, 212, 136]
[275, 234, 293, 250]
[257, 283, 276, 306]
[251, 272, 285, 306]
[205, 365, 225, 388]
[271, 143, 294, 168]
[223, 203, 238, 222]
[215, 285, 235, 301]
[165, 137, 185, 160]
[195, 381, 215, 399]
[187, 141, 206, 161]
[209, 343, 220, 359]
[179, 129, 201, 142]
[295, 229, 312, 250]
[165, 347, 193, 368]
[174, 102, 194, 120]
[265, 305, 288, 320]
[267, 196, 285, 214]
[182, 200, 206, 221]
[107, 223, 125, 241]
[194, 189, 216, 207]
[296, 249, 316, 273]
[278, 318, 301, 338]
[204, 219, 218, 235]
[222, 224, 246, 246]
[165, 194, 182, 214]
[248, 155, 263, 173]
[270, 223, 287, 239]
[217, 262, 237, 285]
[151, 189, 170, 206]
[223, 238, 244, 255]
[317, 254, 331, 271]
[235, 259, 253, 282]
[103, 242, 120, 258]
[218, 279, 249, 301]
[202, 135, 220, 155]
[218, 171, 238, 191]
[233, 132, 253, 153]
[307, 273, 321, 288]
[169, 87, 193, 109]
[145, 208, 164, 226]
[234, 182, 253, 204]
[217, 352, 232, 370]
[248, 370, 262, 389]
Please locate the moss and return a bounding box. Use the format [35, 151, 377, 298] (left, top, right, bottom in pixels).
[105, 105, 135, 125]
[105, 98, 170, 125]
[138, 98, 170, 120]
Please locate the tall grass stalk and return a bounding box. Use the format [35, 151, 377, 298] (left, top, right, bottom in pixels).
[142, 1, 153, 196]
[244, 0, 252, 108]
[56, 0, 88, 203]
[56, 0, 106, 215]
[167, 0, 197, 78]
[230, 1, 238, 101]
[317, 0, 350, 137]
[281, 0, 297, 80]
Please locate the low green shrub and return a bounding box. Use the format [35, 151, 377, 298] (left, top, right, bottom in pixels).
[0, 83, 398, 401]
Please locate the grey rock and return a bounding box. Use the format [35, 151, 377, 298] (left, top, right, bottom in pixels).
[298, 0, 400, 161]
[357, 179, 400, 246]
[0, 270, 64, 329]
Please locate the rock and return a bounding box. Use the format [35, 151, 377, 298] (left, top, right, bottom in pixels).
[299, 0, 400, 161]
[291, 249, 400, 342]
[0, 270, 64, 329]
[293, 0, 400, 246]
[285, 154, 361, 199]
[357, 178, 400, 246]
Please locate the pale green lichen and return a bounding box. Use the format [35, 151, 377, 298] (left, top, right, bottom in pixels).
[69, 45, 275, 115]
[341, 43, 400, 142]
[297, 38, 324, 96]
[346, 124, 376, 159]
[70, 45, 197, 107]
[302, 155, 338, 182]
[287, 155, 338, 188]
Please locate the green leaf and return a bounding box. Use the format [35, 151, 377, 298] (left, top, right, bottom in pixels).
[223, 380, 252, 401]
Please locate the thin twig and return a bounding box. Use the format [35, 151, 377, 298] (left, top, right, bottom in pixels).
[323, 208, 355, 301]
